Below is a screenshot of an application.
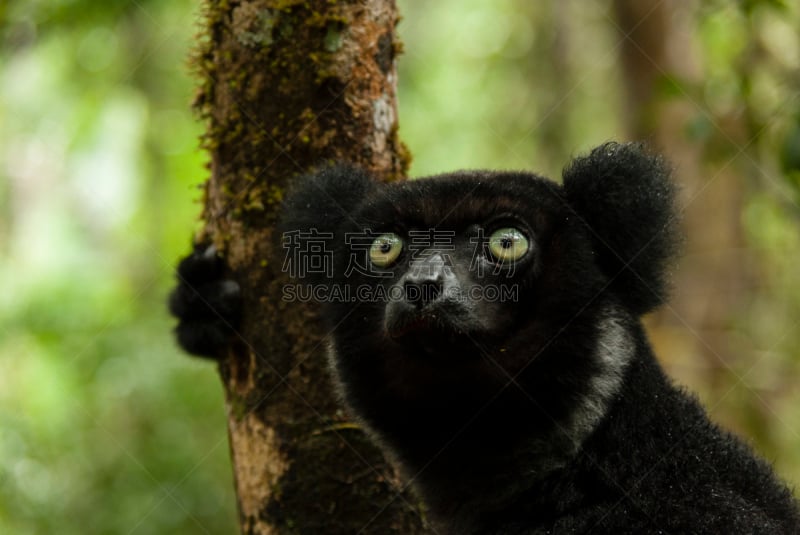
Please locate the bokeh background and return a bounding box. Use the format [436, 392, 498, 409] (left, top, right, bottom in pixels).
[2, 0, 799, 532]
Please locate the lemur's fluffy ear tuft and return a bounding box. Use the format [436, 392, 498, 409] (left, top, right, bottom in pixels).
[563, 142, 681, 315]
[278, 165, 375, 236]
[277, 165, 376, 284]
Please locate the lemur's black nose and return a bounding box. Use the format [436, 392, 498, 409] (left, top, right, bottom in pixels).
[404, 278, 443, 309]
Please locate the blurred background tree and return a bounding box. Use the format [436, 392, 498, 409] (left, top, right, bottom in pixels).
[1, 0, 798, 533]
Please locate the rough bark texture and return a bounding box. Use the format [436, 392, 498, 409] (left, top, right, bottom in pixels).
[191, 1, 425, 533]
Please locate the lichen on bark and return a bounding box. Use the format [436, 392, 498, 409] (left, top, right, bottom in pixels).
[189, 1, 424, 533]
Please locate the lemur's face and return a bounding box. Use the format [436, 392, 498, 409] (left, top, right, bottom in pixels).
[313, 172, 598, 365]
[350, 175, 555, 354]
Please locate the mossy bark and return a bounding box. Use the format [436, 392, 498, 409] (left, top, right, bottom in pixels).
[191, 1, 425, 533]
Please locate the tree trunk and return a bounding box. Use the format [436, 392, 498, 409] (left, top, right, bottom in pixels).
[191, 1, 426, 533]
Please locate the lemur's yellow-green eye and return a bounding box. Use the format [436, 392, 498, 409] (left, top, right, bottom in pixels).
[369, 233, 404, 267]
[488, 227, 529, 262]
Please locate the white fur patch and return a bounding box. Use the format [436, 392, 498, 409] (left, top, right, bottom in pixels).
[565, 307, 635, 448]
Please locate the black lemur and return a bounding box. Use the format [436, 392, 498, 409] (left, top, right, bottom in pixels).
[170, 142, 800, 533]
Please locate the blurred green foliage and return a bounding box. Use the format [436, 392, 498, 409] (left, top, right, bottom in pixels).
[1, 0, 799, 533]
[0, 1, 237, 533]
